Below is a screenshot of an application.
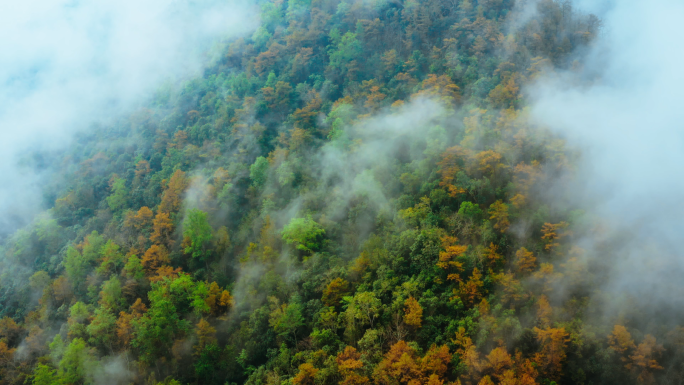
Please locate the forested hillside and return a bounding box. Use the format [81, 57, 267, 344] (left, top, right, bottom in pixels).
[0, 0, 679, 384]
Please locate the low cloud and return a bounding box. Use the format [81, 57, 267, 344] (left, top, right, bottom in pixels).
[528, 0, 684, 318]
[0, 0, 259, 234]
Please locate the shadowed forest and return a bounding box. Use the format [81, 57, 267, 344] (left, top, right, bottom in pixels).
[0, 0, 680, 384]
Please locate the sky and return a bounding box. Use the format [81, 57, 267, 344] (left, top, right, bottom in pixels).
[0, 0, 258, 234]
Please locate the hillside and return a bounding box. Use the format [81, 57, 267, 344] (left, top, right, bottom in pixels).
[0, 1, 679, 385]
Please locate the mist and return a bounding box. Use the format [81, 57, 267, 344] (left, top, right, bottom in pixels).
[0, 0, 258, 234]
[528, 0, 684, 317]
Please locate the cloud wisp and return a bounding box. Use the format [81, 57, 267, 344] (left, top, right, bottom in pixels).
[528, 0, 684, 317]
[0, 0, 258, 234]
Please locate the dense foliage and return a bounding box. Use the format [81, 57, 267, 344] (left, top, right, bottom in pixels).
[0, 0, 679, 384]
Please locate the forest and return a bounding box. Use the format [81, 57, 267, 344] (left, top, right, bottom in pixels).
[0, 0, 680, 384]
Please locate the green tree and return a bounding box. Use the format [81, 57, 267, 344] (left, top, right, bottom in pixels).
[458, 201, 483, 220]
[32, 364, 59, 385]
[64, 247, 88, 292]
[96, 240, 124, 277]
[328, 31, 363, 74]
[249, 156, 269, 187]
[282, 215, 325, 253]
[99, 276, 123, 311]
[58, 338, 98, 385]
[132, 282, 189, 363]
[346, 291, 381, 328]
[183, 209, 213, 260]
[269, 296, 305, 341]
[87, 307, 116, 351]
[106, 176, 128, 212]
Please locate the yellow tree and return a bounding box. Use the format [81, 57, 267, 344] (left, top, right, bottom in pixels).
[372, 340, 422, 384]
[404, 297, 423, 328]
[322, 278, 350, 307]
[204, 282, 233, 316]
[293, 363, 318, 385]
[453, 327, 482, 383]
[437, 146, 468, 197]
[437, 236, 467, 282]
[458, 268, 484, 308]
[488, 201, 510, 233]
[420, 344, 452, 381]
[533, 327, 570, 380]
[541, 222, 570, 252]
[628, 335, 663, 385]
[124, 206, 153, 230]
[483, 243, 503, 268]
[336, 346, 368, 385]
[195, 318, 216, 354]
[608, 325, 635, 362]
[482, 347, 514, 382]
[150, 211, 174, 246]
[141, 244, 170, 275]
[159, 169, 188, 214]
[513, 248, 536, 274]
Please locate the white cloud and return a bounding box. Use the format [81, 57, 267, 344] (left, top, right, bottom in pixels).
[528, 0, 684, 313]
[0, 0, 258, 232]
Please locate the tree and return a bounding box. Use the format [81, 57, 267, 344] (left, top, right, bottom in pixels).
[182, 209, 213, 260]
[337, 346, 368, 385]
[403, 296, 423, 328]
[483, 347, 513, 382]
[106, 175, 128, 212]
[150, 211, 174, 246]
[537, 295, 552, 328]
[63, 246, 89, 293]
[373, 340, 422, 385]
[99, 276, 124, 311]
[514, 247, 536, 274]
[459, 268, 484, 307]
[437, 146, 467, 197]
[322, 277, 349, 307]
[459, 201, 483, 221]
[87, 307, 116, 351]
[453, 327, 482, 382]
[204, 282, 233, 316]
[282, 215, 325, 254]
[124, 206, 154, 230]
[609, 325, 635, 360]
[116, 311, 134, 348]
[58, 338, 98, 385]
[141, 244, 170, 275]
[293, 363, 318, 385]
[0, 317, 22, 347]
[346, 291, 381, 329]
[437, 236, 466, 282]
[0, 341, 16, 382]
[541, 222, 569, 252]
[249, 156, 269, 187]
[628, 335, 663, 385]
[268, 297, 305, 341]
[195, 318, 216, 353]
[488, 200, 510, 233]
[372, 340, 451, 385]
[533, 327, 570, 380]
[96, 240, 124, 277]
[421, 344, 452, 380]
[159, 169, 188, 214]
[32, 364, 59, 385]
[132, 282, 189, 363]
[483, 243, 503, 268]
[328, 31, 363, 76]
[413, 74, 460, 104]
